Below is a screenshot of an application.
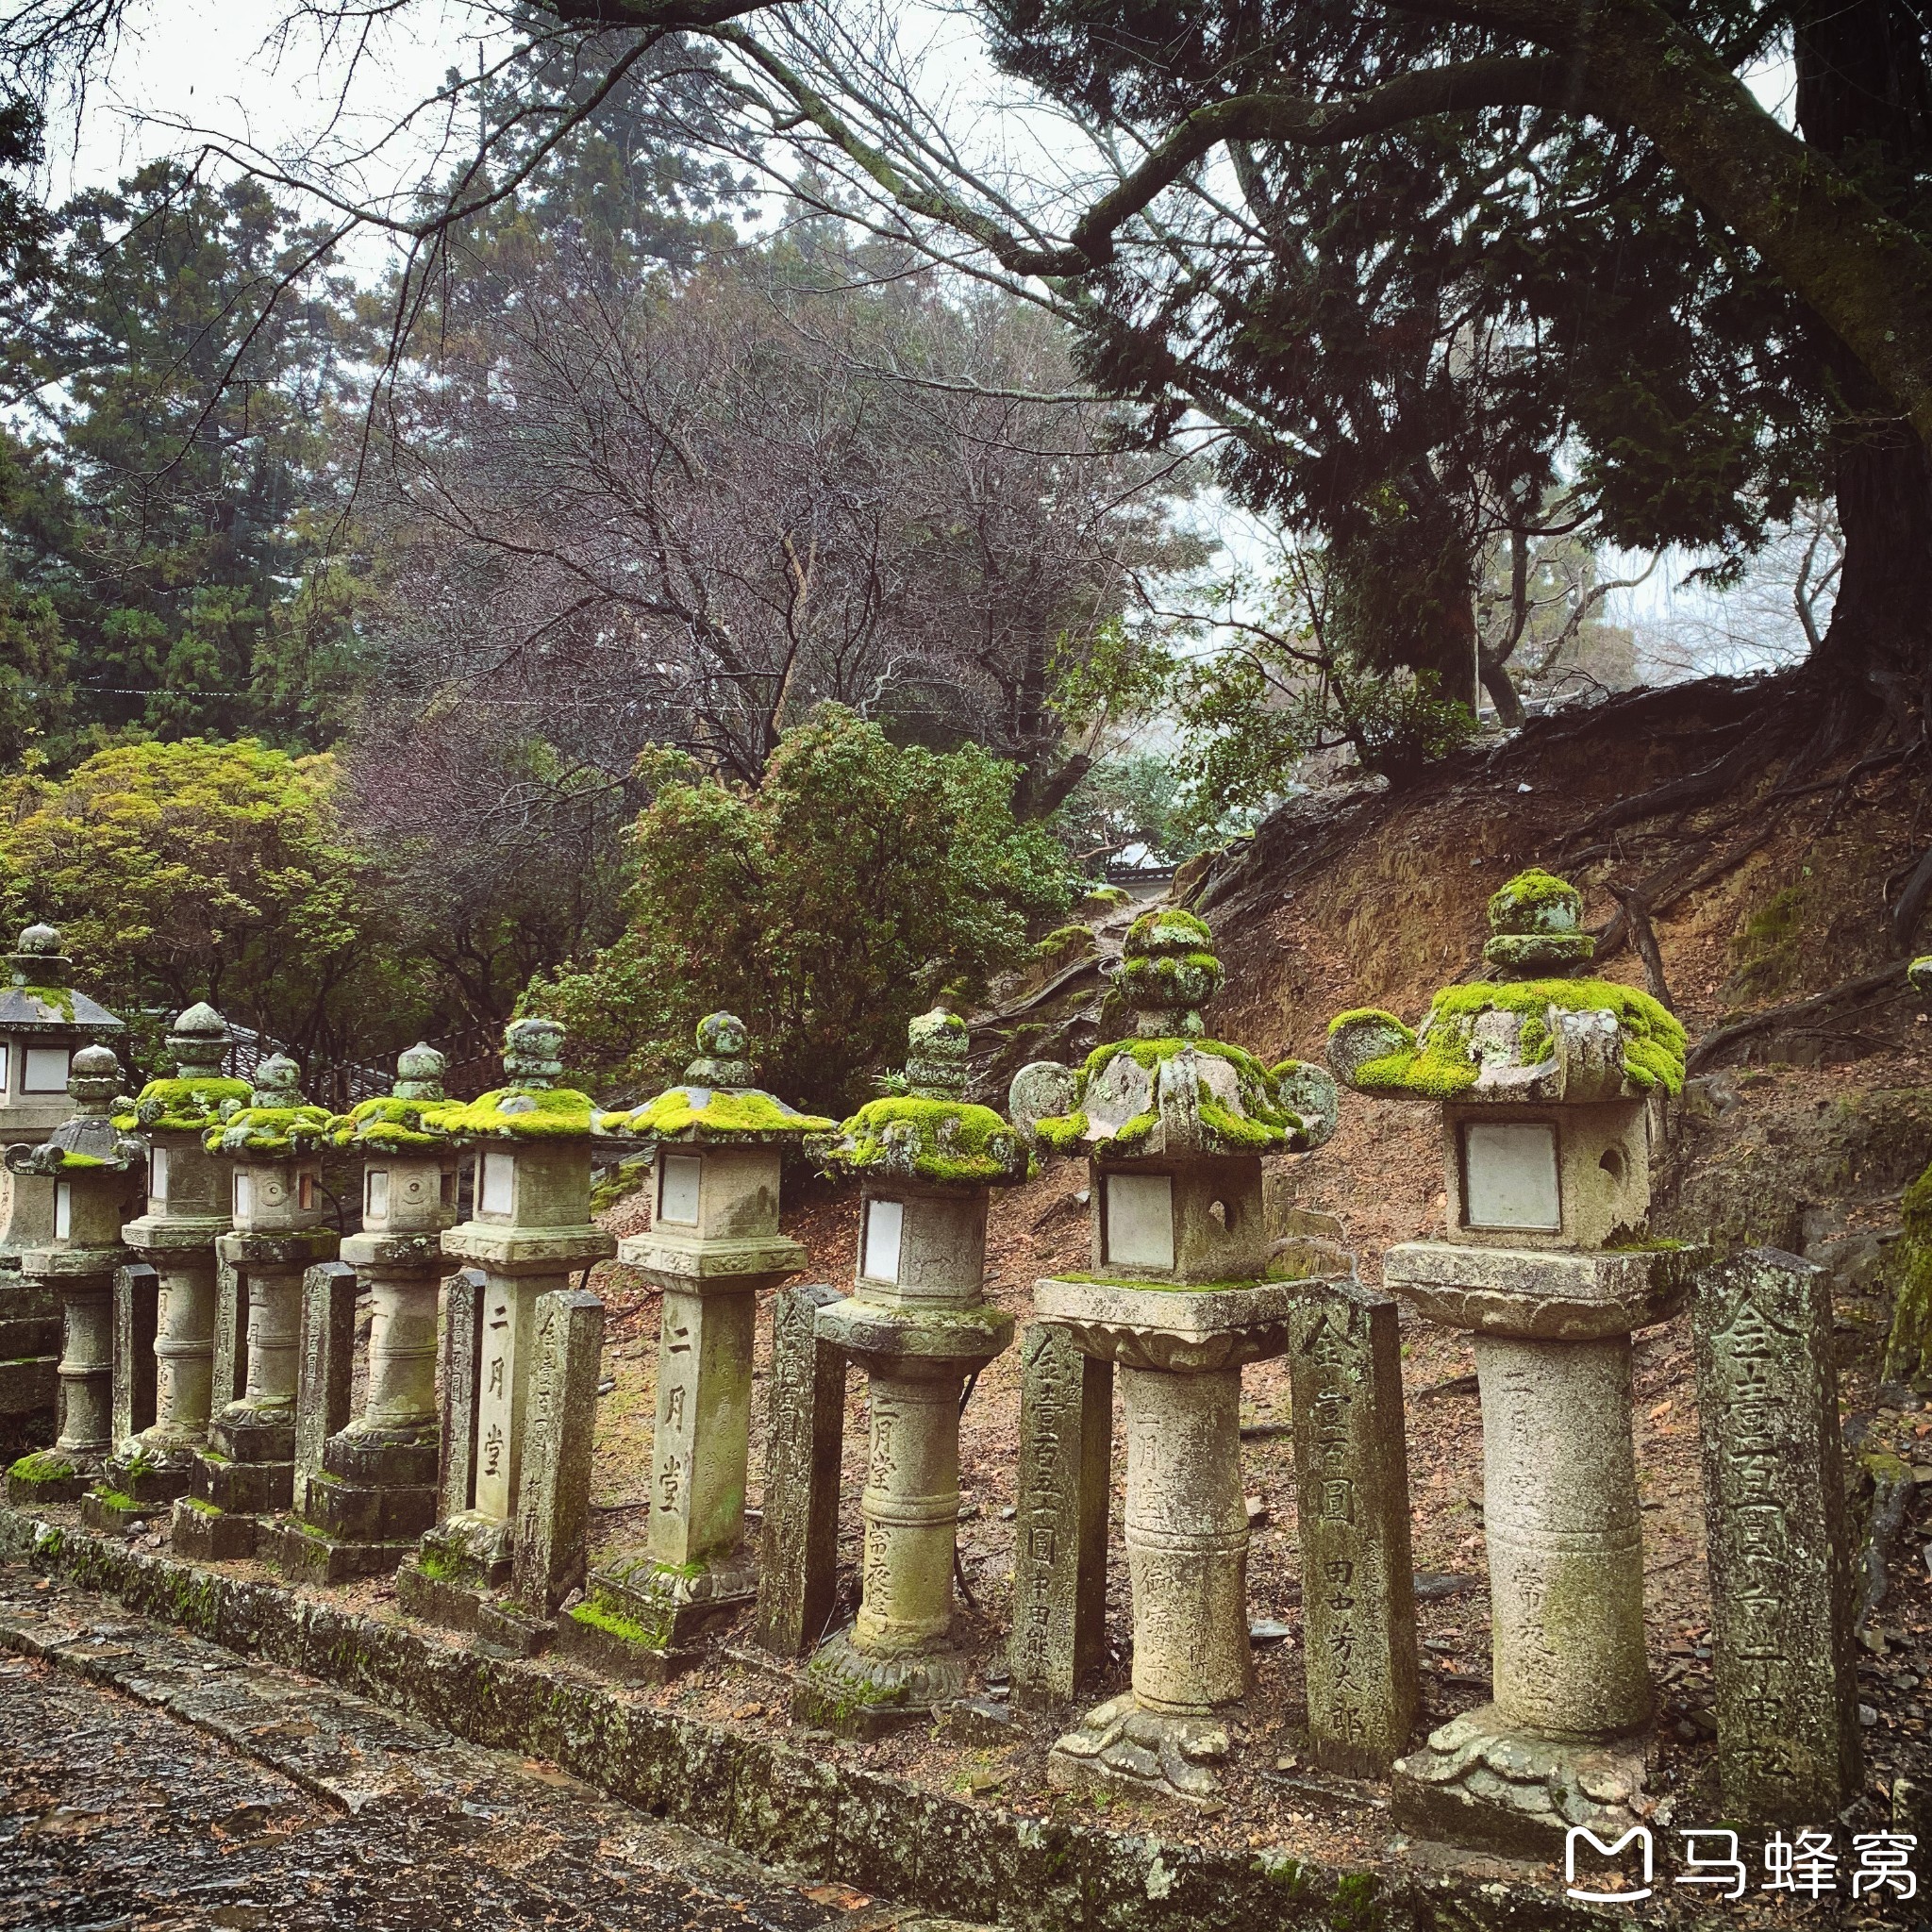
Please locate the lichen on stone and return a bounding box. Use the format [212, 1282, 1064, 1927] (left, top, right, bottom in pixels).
[114, 1074, 253, 1135]
[330, 1094, 452, 1153]
[204, 1102, 336, 1157]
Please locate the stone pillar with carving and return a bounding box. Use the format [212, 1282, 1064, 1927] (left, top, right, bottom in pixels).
[784, 1009, 1022, 1734]
[0, 924, 124, 1457]
[168, 1056, 339, 1558]
[105, 1004, 247, 1506]
[275, 1042, 458, 1583]
[396, 1018, 613, 1650]
[1014, 909, 1338, 1807]
[2, 1045, 143, 1505]
[1328, 868, 1701, 1858]
[558, 1012, 830, 1679]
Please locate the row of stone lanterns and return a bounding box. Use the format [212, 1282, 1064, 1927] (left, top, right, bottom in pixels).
[0, 877, 1721, 1853]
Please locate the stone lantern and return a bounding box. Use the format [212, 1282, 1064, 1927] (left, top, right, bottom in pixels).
[276, 1042, 458, 1583]
[170, 1055, 338, 1559]
[1017, 908, 1337, 1806]
[0, 924, 122, 1449]
[783, 1008, 1024, 1731]
[106, 1005, 249, 1501]
[558, 1012, 830, 1677]
[2, 1045, 144, 1504]
[398, 1017, 614, 1640]
[1327, 868, 1698, 1856]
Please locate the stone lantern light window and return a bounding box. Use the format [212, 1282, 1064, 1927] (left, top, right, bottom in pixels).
[234, 1172, 254, 1218]
[148, 1144, 169, 1207]
[23, 1046, 69, 1091]
[1102, 1172, 1174, 1270]
[479, 1148, 515, 1215]
[657, 1151, 702, 1224]
[860, 1196, 903, 1282]
[53, 1180, 70, 1238]
[1460, 1119, 1560, 1231]
[366, 1168, 389, 1217]
[0, 1043, 9, 1089]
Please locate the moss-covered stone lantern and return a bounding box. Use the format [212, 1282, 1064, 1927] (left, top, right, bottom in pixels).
[1019, 908, 1338, 1806]
[169, 1055, 337, 1558]
[558, 1012, 830, 1678]
[787, 1008, 1023, 1732]
[276, 1042, 458, 1583]
[2, 1045, 144, 1505]
[0, 924, 123, 1449]
[107, 1004, 248, 1500]
[1327, 868, 1699, 1857]
[398, 1018, 614, 1628]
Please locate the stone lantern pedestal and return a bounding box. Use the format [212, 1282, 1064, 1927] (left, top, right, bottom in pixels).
[170, 1057, 337, 1560]
[0, 925, 123, 1456]
[2, 1046, 143, 1507]
[791, 1011, 1022, 1735]
[559, 1014, 828, 1680]
[1017, 909, 1339, 1807]
[99, 1004, 247, 1510]
[275, 1043, 458, 1584]
[398, 1020, 612, 1653]
[1329, 868, 1701, 1857]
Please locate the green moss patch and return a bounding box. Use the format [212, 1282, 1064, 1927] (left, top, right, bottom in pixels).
[330, 1093, 450, 1152]
[811, 1095, 1028, 1186]
[1339, 978, 1686, 1099]
[601, 1085, 832, 1143]
[115, 1074, 253, 1135]
[205, 1104, 335, 1155]
[8, 1449, 75, 1484]
[434, 1085, 595, 1141]
[15, 984, 76, 1023]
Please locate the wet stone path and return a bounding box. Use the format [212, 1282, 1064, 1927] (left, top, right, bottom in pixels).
[0, 1570, 924, 1932]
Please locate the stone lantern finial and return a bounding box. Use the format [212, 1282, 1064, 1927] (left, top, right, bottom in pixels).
[66, 1044, 121, 1114]
[391, 1041, 447, 1103]
[8, 924, 70, 987]
[249, 1054, 306, 1108]
[904, 1008, 968, 1099]
[502, 1017, 564, 1089]
[684, 1011, 750, 1088]
[1482, 868, 1593, 978]
[168, 1003, 232, 1077]
[1115, 908, 1224, 1039]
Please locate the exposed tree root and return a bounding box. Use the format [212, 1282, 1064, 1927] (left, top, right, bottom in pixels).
[1685, 963, 1916, 1072]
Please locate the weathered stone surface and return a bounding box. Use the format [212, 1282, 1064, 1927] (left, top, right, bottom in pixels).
[753, 1280, 845, 1657]
[1692, 1246, 1861, 1822]
[1382, 1240, 1696, 1340]
[1035, 1274, 1299, 1374]
[109, 1263, 159, 1450]
[439, 1268, 486, 1520]
[291, 1261, 358, 1521]
[208, 1258, 248, 1419]
[1289, 1281, 1419, 1774]
[1442, 1098, 1652, 1250]
[510, 1286, 605, 1614]
[1007, 1321, 1111, 1709]
[168, 1495, 258, 1559]
[646, 1283, 755, 1572]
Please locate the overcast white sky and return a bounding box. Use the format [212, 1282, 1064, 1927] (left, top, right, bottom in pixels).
[37, 0, 1820, 685]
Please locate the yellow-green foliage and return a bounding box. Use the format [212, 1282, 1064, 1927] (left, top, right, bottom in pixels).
[8, 1449, 75, 1482]
[115, 1074, 253, 1134]
[1034, 1111, 1090, 1154]
[1344, 978, 1687, 1098]
[434, 1084, 596, 1140]
[601, 1086, 833, 1141]
[813, 1094, 1027, 1185]
[1884, 1164, 1932, 1389]
[205, 1103, 335, 1155]
[330, 1094, 449, 1152]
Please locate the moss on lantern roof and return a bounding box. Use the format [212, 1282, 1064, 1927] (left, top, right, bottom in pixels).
[1330, 978, 1688, 1101]
[435, 1083, 597, 1141]
[114, 1074, 253, 1135]
[808, 1094, 1030, 1187]
[204, 1103, 336, 1157]
[599, 1085, 833, 1143]
[1028, 1034, 1327, 1158]
[330, 1093, 452, 1153]
[1488, 868, 1582, 923]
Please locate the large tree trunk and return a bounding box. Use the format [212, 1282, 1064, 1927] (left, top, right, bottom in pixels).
[1794, 0, 1932, 743]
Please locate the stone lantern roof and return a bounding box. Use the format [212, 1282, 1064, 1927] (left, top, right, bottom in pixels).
[1326, 870, 1688, 1107]
[433, 1017, 598, 1141]
[597, 1011, 832, 1150]
[809, 1008, 1028, 1188]
[1023, 909, 1337, 1162]
[1912, 955, 1932, 1007]
[330, 1042, 456, 1153]
[0, 923, 122, 1040]
[114, 1003, 249, 1133]
[202, 1054, 334, 1157]
[4, 1045, 143, 1176]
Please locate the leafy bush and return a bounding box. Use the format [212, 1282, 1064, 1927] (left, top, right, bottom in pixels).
[527, 707, 1071, 1109]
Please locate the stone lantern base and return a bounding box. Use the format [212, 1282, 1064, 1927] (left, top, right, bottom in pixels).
[396, 1510, 558, 1656]
[556, 1541, 761, 1683]
[1391, 1706, 1653, 1857]
[275, 1427, 441, 1585]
